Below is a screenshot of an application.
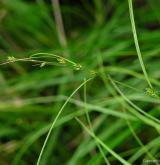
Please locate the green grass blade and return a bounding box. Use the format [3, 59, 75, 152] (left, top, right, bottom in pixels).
[83, 78, 110, 165]
[36, 78, 92, 165]
[128, 0, 152, 88]
[109, 76, 160, 126]
[75, 117, 131, 165]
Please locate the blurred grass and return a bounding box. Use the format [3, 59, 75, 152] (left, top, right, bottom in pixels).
[0, 0, 160, 164]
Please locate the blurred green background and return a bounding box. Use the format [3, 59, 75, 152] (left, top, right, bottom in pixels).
[0, 0, 160, 164]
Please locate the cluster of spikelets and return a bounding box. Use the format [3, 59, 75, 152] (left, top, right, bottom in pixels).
[1, 53, 98, 78]
[3, 54, 160, 99]
[3, 53, 82, 70]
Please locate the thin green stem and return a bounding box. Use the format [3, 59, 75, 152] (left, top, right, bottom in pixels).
[83, 78, 110, 165]
[128, 0, 152, 88]
[36, 78, 92, 165]
[109, 76, 160, 130]
[75, 117, 131, 165]
[122, 105, 156, 161]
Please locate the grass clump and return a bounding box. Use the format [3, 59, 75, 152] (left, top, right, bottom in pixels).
[0, 0, 160, 165]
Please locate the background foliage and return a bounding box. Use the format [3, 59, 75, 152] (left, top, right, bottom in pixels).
[0, 0, 160, 164]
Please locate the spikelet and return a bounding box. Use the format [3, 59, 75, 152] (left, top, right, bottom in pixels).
[57, 57, 66, 64]
[7, 56, 16, 63]
[40, 62, 46, 68]
[73, 63, 82, 70]
[145, 88, 159, 98]
[89, 70, 97, 77]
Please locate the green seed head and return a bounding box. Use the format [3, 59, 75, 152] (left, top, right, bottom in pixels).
[57, 57, 66, 64]
[40, 62, 46, 68]
[7, 56, 16, 62]
[89, 70, 97, 77]
[74, 63, 82, 70]
[145, 87, 159, 98]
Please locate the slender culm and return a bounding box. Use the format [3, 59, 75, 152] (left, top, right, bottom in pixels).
[128, 0, 153, 88]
